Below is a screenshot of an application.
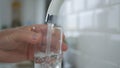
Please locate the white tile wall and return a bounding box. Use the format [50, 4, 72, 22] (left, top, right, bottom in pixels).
[72, 0, 85, 12]
[65, 14, 78, 30]
[61, 0, 120, 31]
[108, 5, 120, 31]
[78, 11, 94, 30]
[109, 0, 120, 4]
[60, 0, 120, 68]
[94, 8, 109, 31]
[60, 0, 72, 15]
[86, 0, 108, 9]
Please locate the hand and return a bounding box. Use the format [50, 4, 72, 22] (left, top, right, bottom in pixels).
[0, 24, 68, 63]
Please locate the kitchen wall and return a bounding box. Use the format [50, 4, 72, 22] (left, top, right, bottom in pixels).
[0, 0, 46, 29]
[0, 0, 12, 28]
[22, 0, 46, 25]
[58, 0, 120, 68]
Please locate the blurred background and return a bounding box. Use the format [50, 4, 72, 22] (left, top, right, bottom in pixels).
[0, 0, 120, 68]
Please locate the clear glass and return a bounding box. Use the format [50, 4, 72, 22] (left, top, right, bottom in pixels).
[34, 23, 63, 68]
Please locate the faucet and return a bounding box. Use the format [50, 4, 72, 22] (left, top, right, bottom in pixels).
[45, 0, 64, 23]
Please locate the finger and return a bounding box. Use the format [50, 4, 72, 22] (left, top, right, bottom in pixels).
[0, 50, 26, 63]
[62, 43, 68, 51]
[20, 24, 48, 34]
[62, 34, 68, 51]
[12, 30, 42, 45]
[27, 44, 34, 61]
[31, 24, 48, 34]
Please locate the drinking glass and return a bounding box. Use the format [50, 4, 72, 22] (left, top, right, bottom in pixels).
[34, 23, 63, 68]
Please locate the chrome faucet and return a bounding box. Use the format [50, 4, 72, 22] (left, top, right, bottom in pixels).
[45, 0, 64, 24]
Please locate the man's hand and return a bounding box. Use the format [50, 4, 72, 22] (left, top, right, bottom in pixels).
[0, 24, 67, 63]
